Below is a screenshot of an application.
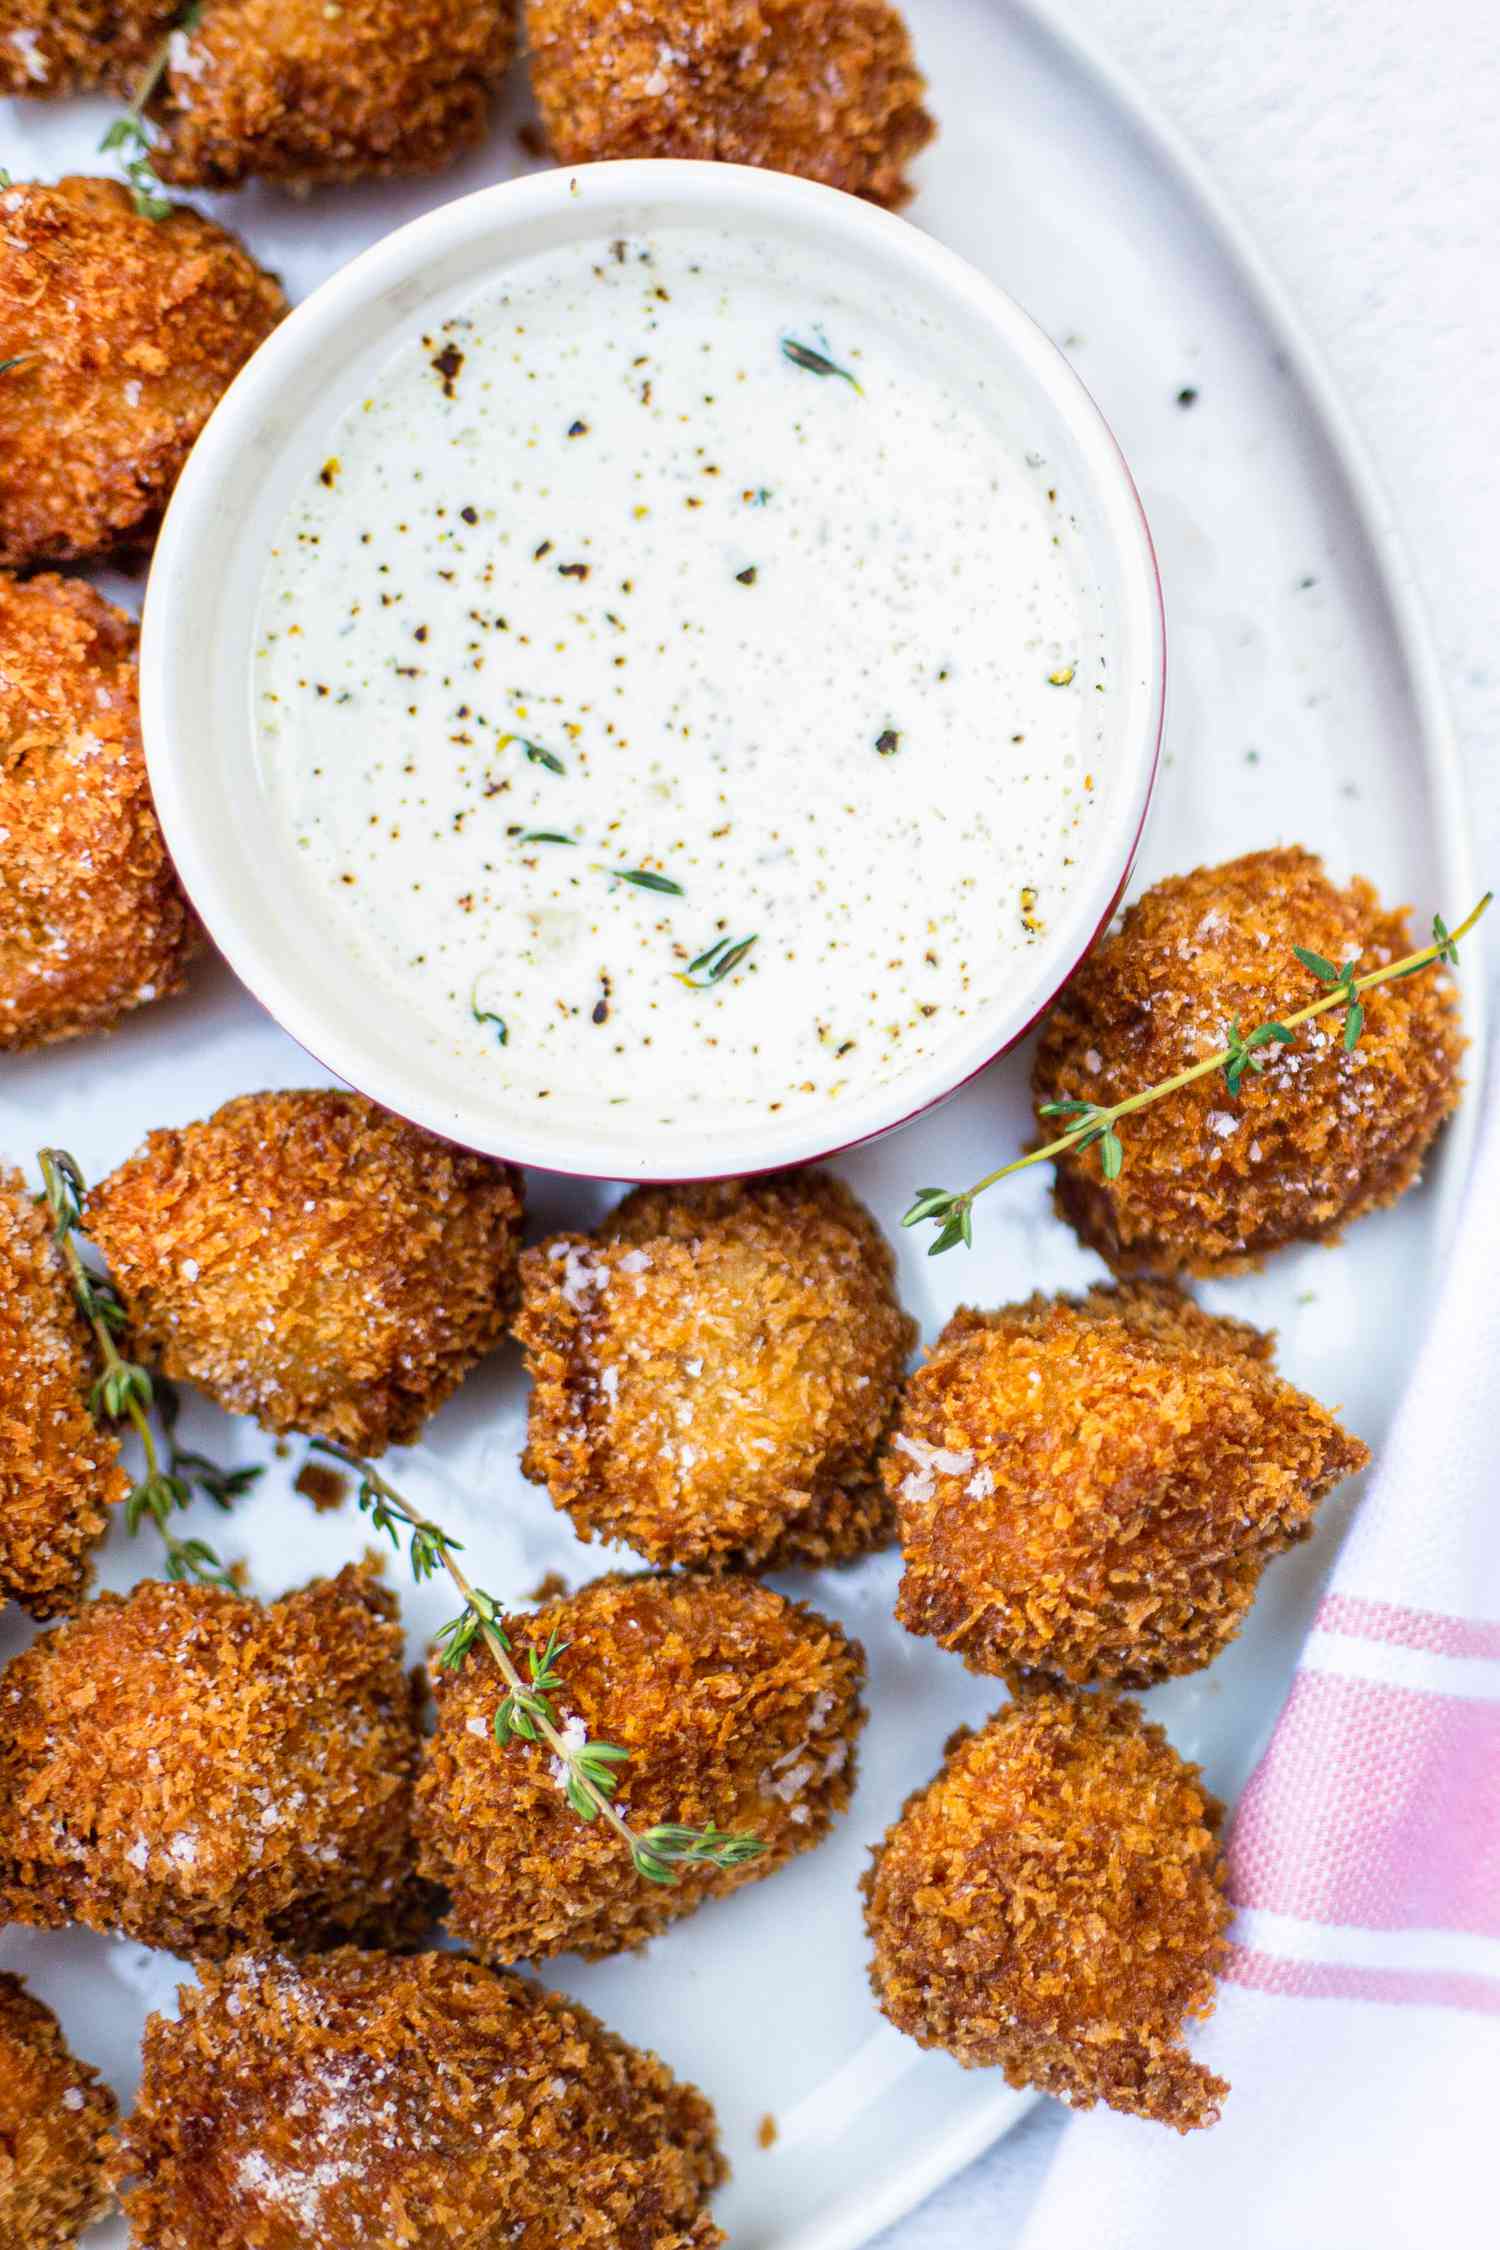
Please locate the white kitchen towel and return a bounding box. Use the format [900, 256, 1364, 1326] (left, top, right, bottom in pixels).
[1011, 1011, 1500, 2250]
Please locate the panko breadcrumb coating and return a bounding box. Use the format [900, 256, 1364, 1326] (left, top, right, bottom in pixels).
[863, 1689, 1231, 2131]
[117, 1947, 726, 2248]
[1, 573, 198, 1049]
[0, 1166, 124, 1619]
[1034, 847, 1465, 1276]
[0, 177, 285, 569]
[150, 0, 517, 190]
[890, 1282, 1368, 1686]
[526, 0, 935, 208]
[416, 1570, 865, 1962]
[86, 1089, 524, 1453]
[0, 1564, 428, 1957]
[0, 1973, 117, 2249]
[0, 1, 177, 96]
[516, 1172, 915, 1571]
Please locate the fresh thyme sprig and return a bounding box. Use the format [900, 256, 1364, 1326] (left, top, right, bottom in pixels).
[903, 893, 1492, 1255]
[98, 2, 200, 219]
[36, 1149, 251, 1587]
[312, 1441, 767, 1887]
[0, 355, 30, 379]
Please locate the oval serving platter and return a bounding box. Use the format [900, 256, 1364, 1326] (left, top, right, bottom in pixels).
[0, 3, 1482, 2246]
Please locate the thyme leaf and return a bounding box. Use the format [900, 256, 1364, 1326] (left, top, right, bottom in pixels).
[497, 733, 566, 775]
[780, 337, 862, 392]
[676, 933, 758, 988]
[595, 866, 684, 897]
[471, 994, 508, 1045]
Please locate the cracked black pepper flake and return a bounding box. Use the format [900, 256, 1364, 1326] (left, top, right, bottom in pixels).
[431, 342, 465, 396]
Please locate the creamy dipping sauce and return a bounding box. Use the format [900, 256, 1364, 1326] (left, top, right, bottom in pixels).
[253, 224, 1110, 1129]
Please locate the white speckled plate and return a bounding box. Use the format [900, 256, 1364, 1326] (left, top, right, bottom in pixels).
[0, 3, 1482, 2245]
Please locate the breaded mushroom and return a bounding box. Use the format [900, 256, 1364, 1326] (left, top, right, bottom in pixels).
[863, 1689, 1231, 2131]
[1, 573, 198, 1049]
[0, 2, 177, 97]
[149, 0, 518, 190]
[516, 1172, 915, 1571]
[0, 1973, 117, 2249]
[416, 1570, 865, 1962]
[1033, 847, 1465, 1276]
[889, 1283, 1367, 1686]
[0, 1166, 124, 1619]
[117, 1946, 726, 2247]
[526, 0, 935, 209]
[86, 1089, 524, 1453]
[0, 177, 285, 569]
[0, 1564, 427, 1957]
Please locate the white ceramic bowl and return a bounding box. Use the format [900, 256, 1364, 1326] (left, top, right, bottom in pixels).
[141, 160, 1164, 1180]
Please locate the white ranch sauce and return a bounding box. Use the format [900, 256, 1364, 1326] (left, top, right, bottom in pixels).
[253, 225, 1109, 1128]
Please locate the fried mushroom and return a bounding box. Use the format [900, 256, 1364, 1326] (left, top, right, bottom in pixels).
[86, 1088, 524, 1453]
[526, 0, 935, 209]
[0, 1165, 123, 1619]
[1033, 847, 1465, 1275]
[0, 1564, 428, 1956]
[116, 1946, 726, 2247]
[863, 1689, 1231, 2131]
[0, 1, 177, 97]
[889, 1282, 1367, 1686]
[416, 1569, 865, 1962]
[1, 573, 198, 1049]
[515, 1172, 914, 1571]
[149, 0, 518, 190]
[0, 1973, 117, 2249]
[0, 176, 285, 569]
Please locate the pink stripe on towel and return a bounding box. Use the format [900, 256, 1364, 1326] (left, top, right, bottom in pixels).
[1229, 1671, 1500, 1936]
[1223, 1946, 1500, 2016]
[1316, 1594, 1500, 1662]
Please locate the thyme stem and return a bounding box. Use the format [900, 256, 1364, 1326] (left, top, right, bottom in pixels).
[37, 1148, 244, 1589]
[98, 1, 199, 218]
[312, 1441, 766, 1887]
[905, 892, 1492, 1253]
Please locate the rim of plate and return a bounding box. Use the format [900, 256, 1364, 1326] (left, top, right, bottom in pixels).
[141, 159, 1165, 1180]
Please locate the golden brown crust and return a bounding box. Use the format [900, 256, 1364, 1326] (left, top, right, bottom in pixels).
[863, 1689, 1231, 2131]
[116, 1947, 726, 2248]
[0, 1564, 429, 1956]
[888, 1281, 1368, 1686]
[1033, 847, 1466, 1276]
[515, 1171, 915, 1571]
[0, 573, 198, 1048]
[0, 1, 177, 95]
[0, 176, 285, 569]
[151, 0, 517, 189]
[415, 1570, 865, 1962]
[0, 1973, 118, 2249]
[0, 1165, 123, 1619]
[86, 1088, 524, 1453]
[526, 0, 935, 208]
